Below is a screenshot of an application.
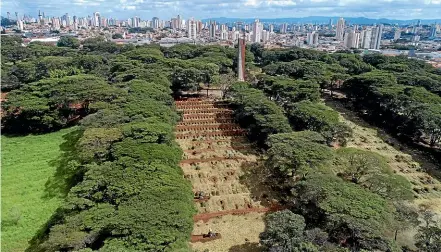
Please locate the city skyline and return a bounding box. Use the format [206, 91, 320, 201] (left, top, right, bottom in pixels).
[2, 0, 441, 20]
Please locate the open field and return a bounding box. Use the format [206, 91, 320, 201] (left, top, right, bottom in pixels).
[1, 128, 75, 252]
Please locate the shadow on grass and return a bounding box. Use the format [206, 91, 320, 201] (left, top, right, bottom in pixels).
[43, 128, 85, 198]
[25, 208, 66, 252]
[26, 128, 86, 251]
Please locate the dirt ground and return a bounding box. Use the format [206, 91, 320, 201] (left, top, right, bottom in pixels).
[176, 98, 270, 251]
[332, 103, 441, 249]
[341, 115, 441, 203]
[192, 213, 265, 252]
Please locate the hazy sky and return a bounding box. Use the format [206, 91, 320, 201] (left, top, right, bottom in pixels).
[2, 0, 441, 20]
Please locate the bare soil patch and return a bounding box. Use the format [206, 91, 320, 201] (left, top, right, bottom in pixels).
[175, 98, 273, 251]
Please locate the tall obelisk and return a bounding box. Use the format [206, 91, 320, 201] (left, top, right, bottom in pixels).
[237, 34, 246, 81]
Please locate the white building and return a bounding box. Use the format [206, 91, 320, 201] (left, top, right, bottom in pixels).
[187, 18, 197, 39]
[93, 12, 100, 27]
[370, 24, 383, 50]
[233, 31, 240, 41]
[209, 21, 216, 38]
[252, 19, 262, 43]
[361, 28, 372, 49]
[262, 30, 270, 43]
[344, 30, 360, 48]
[336, 17, 345, 41]
[394, 29, 401, 41]
[307, 31, 319, 46]
[17, 20, 24, 31]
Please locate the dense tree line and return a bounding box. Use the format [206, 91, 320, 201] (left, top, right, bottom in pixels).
[227, 82, 292, 146]
[2, 36, 253, 251]
[227, 82, 416, 250]
[343, 71, 441, 147]
[3, 36, 440, 251]
[232, 45, 441, 251]
[253, 45, 441, 149]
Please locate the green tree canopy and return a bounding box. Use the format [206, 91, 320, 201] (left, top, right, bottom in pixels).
[57, 36, 80, 49]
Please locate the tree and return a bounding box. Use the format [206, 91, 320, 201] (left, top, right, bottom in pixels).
[410, 104, 441, 147]
[286, 101, 352, 146]
[333, 148, 413, 200]
[415, 210, 441, 252]
[112, 33, 124, 39]
[260, 210, 309, 251]
[392, 202, 419, 242]
[293, 174, 397, 251]
[2, 75, 122, 133]
[171, 66, 203, 94]
[228, 83, 292, 145]
[266, 131, 333, 177]
[250, 43, 264, 64]
[256, 75, 320, 108]
[57, 36, 80, 49]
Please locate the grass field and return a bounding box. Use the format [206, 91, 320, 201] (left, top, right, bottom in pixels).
[1, 128, 75, 252]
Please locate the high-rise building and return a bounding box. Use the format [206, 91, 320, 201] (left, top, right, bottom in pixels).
[394, 29, 401, 41]
[131, 16, 140, 28]
[220, 24, 228, 40]
[328, 18, 333, 30]
[360, 28, 372, 49]
[152, 17, 160, 29]
[93, 12, 101, 27]
[269, 24, 274, 33]
[177, 15, 181, 29]
[252, 19, 262, 43]
[262, 30, 270, 43]
[344, 30, 360, 48]
[72, 15, 78, 30]
[187, 18, 197, 39]
[307, 31, 319, 46]
[209, 21, 216, 38]
[52, 17, 61, 30]
[412, 35, 421, 42]
[17, 19, 24, 31]
[280, 23, 288, 34]
[336, 17, 345, 41]
[38, 10, 43, 25]
[370, 24, 383, 50]
[430, 24, 437, 38]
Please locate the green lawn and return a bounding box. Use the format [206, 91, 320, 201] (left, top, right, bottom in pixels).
[1, 128, 75, 252]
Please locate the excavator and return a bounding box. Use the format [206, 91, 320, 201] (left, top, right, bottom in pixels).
[193, 191, 211, 202]
[191, 228, 222, 243]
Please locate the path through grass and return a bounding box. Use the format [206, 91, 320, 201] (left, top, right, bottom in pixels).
[1, 128, 75, 252]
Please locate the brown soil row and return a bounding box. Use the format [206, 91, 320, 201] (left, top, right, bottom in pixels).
[176, 101, 222, 105]
[178, 119, 235, 126]
[176, 130, 247, 139]
[177, 105, 229, 109]
[184, 146, 252, 154]
[176, 124, 241, 131]
[180, 156, 247, 164]
[183, 113, 233, 119]
[180, 109, 233, 115]
[193, 204, 285, 223]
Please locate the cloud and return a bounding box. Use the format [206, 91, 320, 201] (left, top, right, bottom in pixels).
[2, 0, 441, 20]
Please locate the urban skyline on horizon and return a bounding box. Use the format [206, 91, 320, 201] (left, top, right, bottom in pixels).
[2, 0, 441, 21]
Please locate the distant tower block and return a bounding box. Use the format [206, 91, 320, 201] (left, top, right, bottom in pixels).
[237, 37, 246, 81]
